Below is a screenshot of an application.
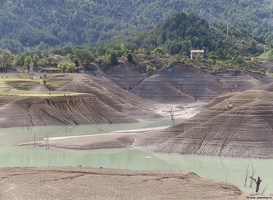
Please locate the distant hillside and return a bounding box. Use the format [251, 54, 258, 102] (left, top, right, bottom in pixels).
[96, 12, 258, 57]
[0, 0, 272, 53]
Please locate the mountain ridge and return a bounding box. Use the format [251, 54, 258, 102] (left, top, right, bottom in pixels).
[0, 0, 272, 53]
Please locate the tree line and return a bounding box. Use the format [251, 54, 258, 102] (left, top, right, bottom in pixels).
[0, 12, 267, 74]
[0, 0, 272, 53]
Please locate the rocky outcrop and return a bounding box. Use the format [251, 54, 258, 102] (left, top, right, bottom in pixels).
[136, 90, 273, 158]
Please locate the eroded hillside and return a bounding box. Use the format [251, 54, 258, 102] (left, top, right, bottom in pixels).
[136, 90, 273, 158]
[0, 72, 160, 128]
[1, 60, 273, 129]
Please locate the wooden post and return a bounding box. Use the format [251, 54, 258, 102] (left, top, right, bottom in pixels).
[170, 108, 175, 125]
[34, 132, 36, 147]
[250, 176, 262, 193]
[46, 134, 49, 150]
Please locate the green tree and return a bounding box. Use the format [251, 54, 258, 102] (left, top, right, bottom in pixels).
[32, 54, 39, 67]
[236, 56, 244, 65]
[58, 63, 67, 73]
[24, 56, 32, 73]
[74, 49, 95, 65]
[249, 42, 258, 54]
[38, 58, 49, 68]
[66, 62, 77, 73]
[15, 53, 27, 66]
[127, 53, 133, 63]
[109, 53, 118, 65]
[0, 50, 14, 69]
[196, 53, 202, 61]
[58, 61, 76, 73]
[146, 65, 157, 73]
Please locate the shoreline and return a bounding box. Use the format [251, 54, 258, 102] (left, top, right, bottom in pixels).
[17, 102, 205, 150]
[18, 126, 168, 150]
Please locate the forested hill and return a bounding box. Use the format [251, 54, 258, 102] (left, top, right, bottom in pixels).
[0, 0, 273, 53]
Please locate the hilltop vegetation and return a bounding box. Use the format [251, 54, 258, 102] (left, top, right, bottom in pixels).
[0, 11, 266, 76]
[0, 0, 273, 53]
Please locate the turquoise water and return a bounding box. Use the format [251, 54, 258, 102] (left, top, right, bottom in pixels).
[0, 121, 272, 194]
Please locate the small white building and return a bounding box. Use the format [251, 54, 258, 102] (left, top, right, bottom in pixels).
[191, 50, 204, 59]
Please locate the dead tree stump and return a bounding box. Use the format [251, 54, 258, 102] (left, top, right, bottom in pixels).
[250, 176, 262, 193]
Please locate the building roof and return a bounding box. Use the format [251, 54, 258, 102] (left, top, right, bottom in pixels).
[191, 50, 204, 53]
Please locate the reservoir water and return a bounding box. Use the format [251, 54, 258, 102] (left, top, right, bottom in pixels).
[0, 120, 273, 195]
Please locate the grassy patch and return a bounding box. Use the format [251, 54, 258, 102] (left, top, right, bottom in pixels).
[16, 73, 31, 79]
[3, 92, 86, 97]
[0, 78, 31, 82]
[0, 81, 8, 87]
[17, 83, 28, 90]
[44, 81, 67, 91]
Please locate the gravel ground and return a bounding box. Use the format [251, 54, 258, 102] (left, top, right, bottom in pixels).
[0, 167, 247, 200]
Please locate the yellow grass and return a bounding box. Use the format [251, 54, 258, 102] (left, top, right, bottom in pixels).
[0, 81, 8, 87]
[7, 92, 86, 97]
[0, 78, 32, 82]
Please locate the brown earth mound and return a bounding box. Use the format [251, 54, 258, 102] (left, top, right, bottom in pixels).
[0, 95, 136, 128]
[130, 63, 268, 103]
[57, 74, 160, 121]
[131, 64, 227, 103]
[106, 62, 145, 90]
[136, 90, 273, 158]
[0, 167, 245, 200]
[217, 73, 262, 92]
[0, 73, 161, 128]
[0, 63, 271, 128]
[131, 74, 195, 103]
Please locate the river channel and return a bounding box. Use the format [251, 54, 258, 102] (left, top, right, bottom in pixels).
[0, 120, 273, 195]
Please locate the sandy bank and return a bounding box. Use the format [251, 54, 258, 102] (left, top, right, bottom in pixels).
[18, 126, 167, 150]
[0, 167, 246, 200]
[18, 102, 204, 150]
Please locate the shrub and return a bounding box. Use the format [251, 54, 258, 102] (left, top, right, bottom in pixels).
[127, 53, 133, 63]
[146, 65, 157, 73]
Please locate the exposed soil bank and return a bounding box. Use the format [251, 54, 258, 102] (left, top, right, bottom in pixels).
[0, 95, 138, 128]
[0, 167, 246, 200]
[136, 90, 273, 159]
[18, 103, 203, 150]
[19, 90, 273, 159]
[1, 62, 271, 128]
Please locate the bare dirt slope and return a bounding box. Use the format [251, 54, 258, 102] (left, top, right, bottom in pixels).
[136, 90, 273, 158]
[26, 88, 273, 159]
[0, 62, 272, 128]
[131, 64, 227, 103]
[0, 95, 136, 128]
[0, 73, 160, 128]
[56, 74, 160, 121]
[126, 63, 270, 103]
[131, 73, 195, 103]
[0, 167, 245, 200]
